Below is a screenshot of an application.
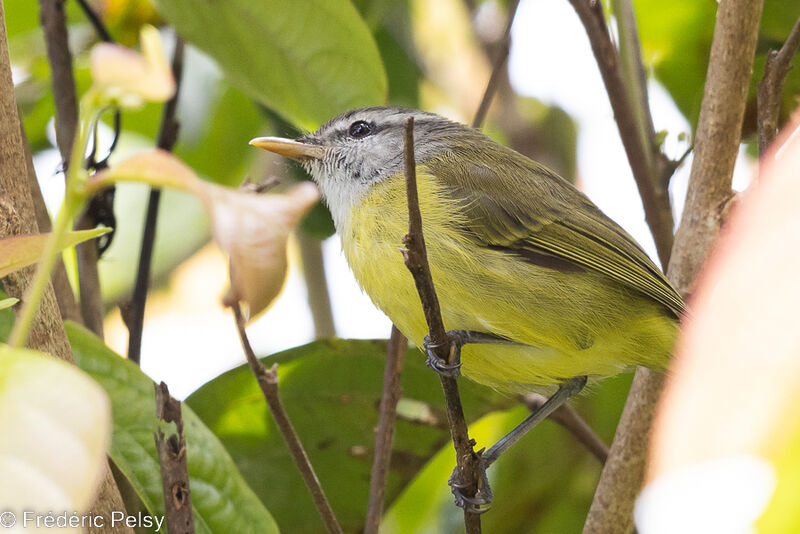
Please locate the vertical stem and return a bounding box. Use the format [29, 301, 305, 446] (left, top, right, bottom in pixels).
[75, 211, 105, 337]
[154, 381, 196, 534]
[297, 231, 336, 338]
[126, 37, 185, 364]
[38, 0, 78, 165]
[364, 326, 408, 534]
[400, 118, 482, 533]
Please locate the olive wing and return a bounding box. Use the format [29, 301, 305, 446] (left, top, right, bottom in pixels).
[426, 152, 684, 316]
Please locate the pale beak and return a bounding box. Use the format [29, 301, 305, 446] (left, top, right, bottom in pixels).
[249, 137, 326, 162]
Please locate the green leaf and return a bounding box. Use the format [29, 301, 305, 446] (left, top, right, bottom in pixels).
[0, 288, 13, 343]
[186, 339, 512, 533]
[66, 322, 279, 534]
[0, 298, 18, 311]
[635, 0, 800, 129]
[0, 345, 111, 514]
[153, 0, 388, 130]
[0, 228, 111, 278]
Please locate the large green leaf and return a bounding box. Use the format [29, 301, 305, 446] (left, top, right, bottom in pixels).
[635, 0, 800, 129]
[153, 0, 388, 130]
[66, 322, 279, 534]
[186, 339, 512, 533]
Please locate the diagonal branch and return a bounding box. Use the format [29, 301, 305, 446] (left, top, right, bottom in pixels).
[471, 0, 521, 129]
[230, 302, 343, 534]
[566, 0, 673, 267]
[400, 117, 483, 533]
[757, 17, 800, 154]
[364, 325, 408, 534]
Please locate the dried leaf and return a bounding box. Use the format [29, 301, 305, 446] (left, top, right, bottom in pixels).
[88, 148, 203, 195]
[209, 182, 320, 317]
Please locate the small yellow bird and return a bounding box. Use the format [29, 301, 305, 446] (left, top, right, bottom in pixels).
[252, 106, 682, 507]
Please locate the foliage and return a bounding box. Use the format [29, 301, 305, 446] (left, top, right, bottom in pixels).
[4, 0, 799, 532]
[68, 322, 279, 534]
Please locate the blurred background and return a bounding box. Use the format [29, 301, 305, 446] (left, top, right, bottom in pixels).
[5, 0, 798, 531]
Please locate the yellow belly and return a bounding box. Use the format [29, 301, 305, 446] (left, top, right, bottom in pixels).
[339, 170, 675, 394]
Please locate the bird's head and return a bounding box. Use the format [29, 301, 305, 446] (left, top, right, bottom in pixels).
[250, 106, 476, 227]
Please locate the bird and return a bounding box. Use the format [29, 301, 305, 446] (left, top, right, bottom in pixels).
[251, 106, 682, 508]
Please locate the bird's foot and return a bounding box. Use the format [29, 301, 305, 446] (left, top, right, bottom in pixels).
[448, 458, 493, 514]
[423, 332, 462, 378]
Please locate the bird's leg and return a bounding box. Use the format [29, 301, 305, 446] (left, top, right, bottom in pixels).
[483, 375, 587, 466]
[449, 375, 588, 513]
[423, 329, 516, 378]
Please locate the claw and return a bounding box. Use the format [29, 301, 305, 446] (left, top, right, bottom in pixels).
[448, 460, 493, 514]
[423, 334, 461, 377]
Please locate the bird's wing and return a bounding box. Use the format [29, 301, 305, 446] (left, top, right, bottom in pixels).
[426, 150, 684, 316]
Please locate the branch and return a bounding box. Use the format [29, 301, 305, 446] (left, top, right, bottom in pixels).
[230, 303, 343, 534]
[667, 0, 765, 296]
[74, 0, 113, 42]
[75, 211, 105, 337]
[400, 117, 482, 533]
[297, 231, 336, 338]
[364, 325, 408, 534]
[127, 36, 185, 364]
[521, 394, 609, 463]
[38, 0, 78, 164]
[471, 0, 521, 129]
[757, 17, 800, 154]
[154, 382, 195, 534]
[566, 0, 673, 267]
[584, 2, 765, 533]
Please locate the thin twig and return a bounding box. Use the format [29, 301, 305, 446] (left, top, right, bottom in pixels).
[400, 117, 482, 533]
[154, 381, 195, 534]
[521, 394, 609, 464]
[584, 1, 765, 533]
[74, 0, 112, 42]
[230, 302, 343, 534]
[297, 231, 336, 338]
[75, 212, 105, 337]
[364, 325, 408, 534]
[566, 0, 673, 268]
[38, 0, 78, 164]
[757, 17, 800, 154]
[127, 37, 185, 364]
[471, 0, 521, 129]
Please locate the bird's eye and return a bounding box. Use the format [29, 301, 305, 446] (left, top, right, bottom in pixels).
[348, 120, 373, 139]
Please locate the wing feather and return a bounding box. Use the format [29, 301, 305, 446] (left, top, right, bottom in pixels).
[425, 148, 684, 316]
